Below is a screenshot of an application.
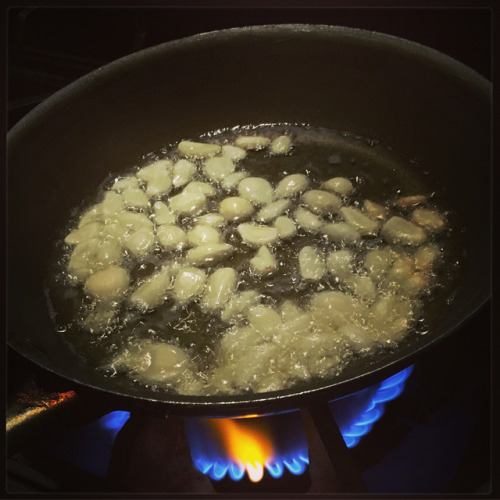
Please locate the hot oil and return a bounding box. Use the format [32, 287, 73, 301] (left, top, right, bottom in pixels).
[47, 124, 460, 396]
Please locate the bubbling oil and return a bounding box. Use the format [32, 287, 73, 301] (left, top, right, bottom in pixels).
[46, 124, 459, 396]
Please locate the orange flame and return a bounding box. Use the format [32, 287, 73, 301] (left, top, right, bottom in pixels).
[209, 418, 275, 482]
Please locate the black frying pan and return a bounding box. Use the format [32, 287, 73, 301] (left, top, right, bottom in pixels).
[7, 25, 491, 417]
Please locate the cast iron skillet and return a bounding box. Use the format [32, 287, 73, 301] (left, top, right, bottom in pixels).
[7, 25, 491, 417]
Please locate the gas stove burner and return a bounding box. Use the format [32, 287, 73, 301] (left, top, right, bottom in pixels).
[181, 364, 414, 490]
[185, 410, 309, 483]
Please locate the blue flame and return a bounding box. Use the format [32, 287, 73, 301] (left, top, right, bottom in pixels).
[196, 453, 310, 481]
[186, 364, 414, 481]
[99, 411, 131, 436]
[185, 411, 309, 482]
[191, 447, 310, 482]
[330, 364, 414, 448]
[228, 463, 246, 481]
[212, 461, 229, 480]
[195, 457, 213, 475]
[48, 410, 131, 478]
[265, 461, 284, 478]
[283, 457, 308, 475]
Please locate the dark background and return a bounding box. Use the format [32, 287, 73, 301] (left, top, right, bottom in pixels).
[7, 6, 492, 130]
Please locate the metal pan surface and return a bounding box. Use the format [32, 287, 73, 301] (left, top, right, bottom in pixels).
[7, 25, 491, 416]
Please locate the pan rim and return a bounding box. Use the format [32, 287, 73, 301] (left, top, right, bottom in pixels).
[7, 23, 491, 138]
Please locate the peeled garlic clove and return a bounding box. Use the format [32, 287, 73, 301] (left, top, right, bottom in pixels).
[85, 266, 129, 302]
[220, 171, 250, 191]
[250, 246, 277, 275]
[237, 223, 279, 246]
[183, 181, 217, 197]
[130, 266, 175, 310]
[338, 324, 374, 351]
[145, 169, 173, 197]
[186, 224, 221, 246]
[203, 156, 236, 182]
[141, 343, 191, 382]
[122, 188, 150, 209]
[172, 267, 207, 303]
[221, 290, 261, 323]
[343, 274, 377, 301]
[387, 255, 415, 283]
[100, 191, 125, 216]
[326, 249, 354, 279]
[411, 208, 446, 233]
[193, 212, 226, 228]
[401, 272, 431, 297]
[274, 216, 297, 239]
[256, 199, 291, 223]
[124, 226, 155, 256]
[185, 243, 234, 266]
[381, 216, 427, 246]
[299, 333, 341, 368]
[293, 207, 324, 232]
[101, 221, 127, 242]
[219, 196, 254, 221]
[156, 224, 187, 250]
[369, 295, 414, 343]
[169, 190, 206, 216]
[172, 159, 196, 188]
[238, 177, 274, 205]
[217, 324, 259, 358]
[394, 195, 427, 208]
[67, 238, 100, 281]
[222, 144, 247, 162]
[96, 240, 123, 268]
[299, 246, 326, 281]
[247, 305, 282, 334]
[153, 201, 177, 225]
[280, 302, 314, 336]
[178, 140, 221, 158]
[136, 160, 173, 182]
[65, 221, 103, 245]
[78, 206, 101, 228]
[275, 173, 309, 198]
[309, 290, 361, 328]
[112, 175, 140, 193]
[301, 189, 342, 215]
[270, 135, 292, 154]
[201, 267, 237, 311]
[322, 222, 361, 244]
[340, 206, 380, 235]
[363, 247, 395, 281]
[234, 135, 271, 150]
[114, 211, 153, 230]
[414, 244, 440, 271]
[363, 199, 389, 220]
[321, 177, 354, 196]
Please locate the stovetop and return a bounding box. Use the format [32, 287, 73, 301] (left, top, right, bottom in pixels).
[6, 6, 493, 497]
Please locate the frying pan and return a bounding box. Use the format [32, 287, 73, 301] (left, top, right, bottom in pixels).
[7, 25, 491, 418]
